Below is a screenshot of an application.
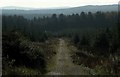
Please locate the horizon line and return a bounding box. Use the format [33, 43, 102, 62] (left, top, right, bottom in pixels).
[0, 4, 118, 10]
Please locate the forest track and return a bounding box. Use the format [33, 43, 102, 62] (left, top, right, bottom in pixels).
[46, 39, 92, 75]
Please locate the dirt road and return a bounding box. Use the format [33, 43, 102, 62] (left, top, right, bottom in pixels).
[46, 39, 92, 75]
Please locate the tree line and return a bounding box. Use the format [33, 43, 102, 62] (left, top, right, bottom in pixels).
[3, 11, 118, 41]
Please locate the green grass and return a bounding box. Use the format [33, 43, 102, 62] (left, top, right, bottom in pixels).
[3, 66, 41, 75]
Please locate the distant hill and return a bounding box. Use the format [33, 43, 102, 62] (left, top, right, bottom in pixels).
[1, 6, 70, 10]
[1, 4, 118, 19]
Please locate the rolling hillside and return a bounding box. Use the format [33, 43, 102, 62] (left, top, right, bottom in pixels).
[1, 4, 118, 19]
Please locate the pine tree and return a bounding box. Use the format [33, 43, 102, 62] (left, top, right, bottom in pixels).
[93, 32, 110, 55]
[73, 34, 80, 44]
[79, 35, 90, 51]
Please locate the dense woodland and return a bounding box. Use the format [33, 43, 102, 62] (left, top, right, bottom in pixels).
[3, 12, 118, 40]
[2, 11, 120, 75]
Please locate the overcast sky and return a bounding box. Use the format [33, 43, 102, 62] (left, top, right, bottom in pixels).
[0, 0, 119, 8]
